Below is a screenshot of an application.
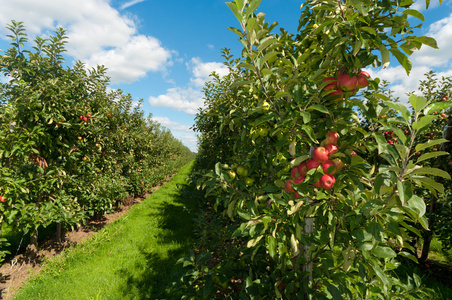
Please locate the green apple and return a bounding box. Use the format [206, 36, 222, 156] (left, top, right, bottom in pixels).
[228, 170, 236, 180]
[236, 166, 249, 177]
[258, 127, 269, 137]
[244, 177, 254, 186]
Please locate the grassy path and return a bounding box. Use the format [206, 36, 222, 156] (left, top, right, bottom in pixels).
[13, 161, 197, 300]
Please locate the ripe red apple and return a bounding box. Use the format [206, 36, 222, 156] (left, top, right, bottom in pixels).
[332, 158, 344, 171]
[441, 95, 448, 101]
[313, 180, 321, 188]
[326, 89, 343, 101]
[0, 196, 6, 202]
[291, 166, 301, 178]
[85, 106, 89, 109]
[79, 115, 84, 120]
[324, 143, 338, 156]
[356, 71, 370, 89]
[307, 158, 320, 170]
[324, 131, 339, 145]
[298, 162, 308, 176]
[86, 113, 91, 118]
[320, 174, 335, 189]
[313, 147, 329, 163]
[83, 117, 88, 122]
[322, 160, 337, 174]
[322, 77, 337, 90]
[78, 136, 83, 140]
[337, 73, 358, 92]
[285, 179, 296, 193]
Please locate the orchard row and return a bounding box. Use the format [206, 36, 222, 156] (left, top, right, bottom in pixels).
[0, 22, 194, 259]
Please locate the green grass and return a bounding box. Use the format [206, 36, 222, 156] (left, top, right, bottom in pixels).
[13, 161, 197, 300]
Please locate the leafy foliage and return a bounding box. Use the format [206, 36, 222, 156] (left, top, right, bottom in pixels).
[174, 0, 449, 299]
[0, 21, 195, 262]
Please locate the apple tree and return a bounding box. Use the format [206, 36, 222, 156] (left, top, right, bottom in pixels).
[175, 0, 449, 298]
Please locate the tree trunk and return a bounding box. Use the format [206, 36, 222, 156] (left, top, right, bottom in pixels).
[26, 229, 39, 260]
[55, 222, 63, 243]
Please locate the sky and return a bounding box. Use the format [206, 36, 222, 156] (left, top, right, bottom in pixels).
[0, 0, 451, 152]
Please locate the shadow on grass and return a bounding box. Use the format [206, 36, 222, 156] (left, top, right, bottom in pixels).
[115, 179, 202, 300]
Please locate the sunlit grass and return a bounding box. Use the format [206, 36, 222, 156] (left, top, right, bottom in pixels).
[13, 161, 197, 300]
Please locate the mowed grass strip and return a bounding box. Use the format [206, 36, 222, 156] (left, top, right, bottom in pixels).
[13, 161, 197, 300]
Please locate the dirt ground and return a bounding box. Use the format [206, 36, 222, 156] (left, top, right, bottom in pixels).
[0, 177, 171, 300]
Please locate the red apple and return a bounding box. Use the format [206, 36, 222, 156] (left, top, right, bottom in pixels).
[79, 115, 84, 120]
[356, 71, 370, 89]
[324, 143, 338, 156]
[298, 162, 308, 176]
[0, 196, 6, 202]
[285, 179, 295, 193]
[83, 117, 88, 122]
[441, 96, 448, 101]
[313, 147, 329, 163]
[87, 113, 91, 118]
[324, 131, 339, 145]
[337, 74, 358, 92]
[322, 77, 337, 90]
[313, 180, 321, 188]
[320, 174, 335, 189]
[326, 89, 343, 100]
[291, 166, 301, 178]
[307, 159, 320, 170]
[322, 160, 337, 174]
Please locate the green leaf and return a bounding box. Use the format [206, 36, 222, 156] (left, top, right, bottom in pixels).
[353, 39, 362, 56]
[424, 101, 452, 115]
[372, 246, 397, 259]
[267, 235, 277, 258]
[384, 101, 410, 122]
[415, 138, 448, 152]
[411, 167, 451, 180]
[379, 44, 390, 68]
[258, 51, 277, 69]
[226, 2, 243, 23]
[412, 115, 435, 130]
[409, 94, 427, 112]
[307, 104, 329, 114]
[413, 176, 444, 194]
[392, 49, 412, 75]
[245, 0, 263, 17]
[258, 36, 276, 53]
[302, 125, 317, 143]
[416, 151, 448, 164]
[416, 36, 439, 49]
[402, 9, 425, 21]
[407, 195, 426, 218]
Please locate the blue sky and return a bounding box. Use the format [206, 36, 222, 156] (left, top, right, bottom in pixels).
[0, 0, 451, 152]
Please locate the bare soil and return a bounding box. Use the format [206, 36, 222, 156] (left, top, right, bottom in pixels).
[0, 176, 172, 300]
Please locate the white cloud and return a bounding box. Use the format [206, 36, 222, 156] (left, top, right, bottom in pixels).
[85, 35, 172, 84]
[148, 87, 204, 115]
[0, 0, 172, 84]
[120, 0, 147, 10]
[371, 12, 452, 104]
[188, 57, 229, 87]
[151, 116, 197, 152]
[151, 116, 192, 132]
[410, 13, 452, 68]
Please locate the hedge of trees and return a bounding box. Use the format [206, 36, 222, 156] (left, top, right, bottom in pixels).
[0, 21, 194, 261]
